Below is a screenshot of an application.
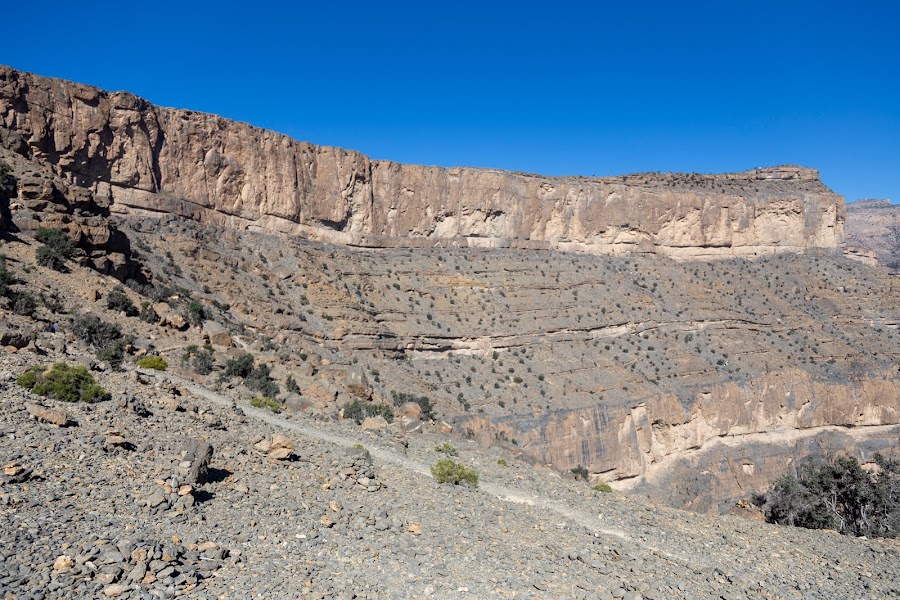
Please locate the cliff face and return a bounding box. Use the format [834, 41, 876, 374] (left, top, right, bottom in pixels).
[845, 199, 900, 272]
[0, 66, 844, 258]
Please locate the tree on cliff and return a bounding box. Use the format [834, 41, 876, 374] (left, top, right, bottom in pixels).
[763, 454, 900, 538]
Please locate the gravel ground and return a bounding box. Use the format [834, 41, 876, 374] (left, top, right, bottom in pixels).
[2, 344, 899, 600]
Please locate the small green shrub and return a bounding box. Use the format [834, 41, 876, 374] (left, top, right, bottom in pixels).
[285, 374, 300, 394]
[250, 396, 283, 413]
[183, 344, 215, 375]
[107, 286, 137, 316]
[435, 442, 459, 456]
[10, 290, 38, 316]
[246, 362, 280, 397]
[184, 300, 208, 327]
[34, 227, 75, 271]
[342, 399, 394, 424]
[70, 314, 132, 368]
[16, 363, 109, 403]
[497, 458, 508, 466]
[136, 355, 168, 371]
[593, 482, 613, 493]
[222, 353, 254, 379]
[138, 301, 159, 323]
[571, 465, 589, 480]
[431, 459, 479, 487]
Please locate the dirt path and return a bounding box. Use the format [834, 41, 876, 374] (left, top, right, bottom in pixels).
[154, 370, 706, 569]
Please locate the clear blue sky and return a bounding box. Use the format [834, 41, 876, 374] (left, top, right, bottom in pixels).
[2, 1, 897, 203]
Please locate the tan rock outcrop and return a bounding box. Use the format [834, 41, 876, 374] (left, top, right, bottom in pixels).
[845, 199, 900, 271]
[0, 66, 844, 259]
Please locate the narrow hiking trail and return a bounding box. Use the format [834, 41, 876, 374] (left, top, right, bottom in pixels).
[157, 370, 706, 570]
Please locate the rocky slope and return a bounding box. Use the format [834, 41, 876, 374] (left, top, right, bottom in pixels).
[845, 199, 900, 272]
[3, 344, 900, 599]
[0, 66, 898, 517]
[0, 65, 843, 259]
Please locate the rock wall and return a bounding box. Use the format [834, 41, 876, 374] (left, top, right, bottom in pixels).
[845, 199, 900, 271]
[460, 367, 900, 511]
[0, 66, 844, 258]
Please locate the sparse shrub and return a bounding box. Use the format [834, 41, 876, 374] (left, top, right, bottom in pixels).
[136, 355, 167, 371]
[34, 227, 75, 271]
[70, 314, 132, 368]
[139, 301, 159, 323]
[497, 458, 508, 466]
[342, 399, 395, 424]
[285, 374, 300, 394]
[40, 291, 66, 313]
[571, 465, 589, 480]
[11, 290, 37, 316]
[107, 286, 137, 316]
[184, 300, 208, 327]
[0, 258, 14, 298]
[593, 482, 613, 493]
[250, 396, 283, 413]
[435, 443, 459, 456]
[16, 362, 109, 403]
[222, 353, 254, 379]
[245, 362, 279, 397]
[764, 454, 900, 538]
[431, 459, 479, 487]
[183, 344, 215, 375]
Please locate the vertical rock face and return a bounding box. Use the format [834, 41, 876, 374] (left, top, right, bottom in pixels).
[0, 66, 844, 257]
[845, 199, 900, 271]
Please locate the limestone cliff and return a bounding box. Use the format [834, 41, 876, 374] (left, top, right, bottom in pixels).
[0, 66, 843, 258]
[845, 199, 900, 271]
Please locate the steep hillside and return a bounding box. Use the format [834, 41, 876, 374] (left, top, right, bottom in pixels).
[845, 199, 900, 272]
[0, 67, 898, 518]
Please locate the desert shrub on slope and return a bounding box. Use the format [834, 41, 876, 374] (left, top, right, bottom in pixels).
[764, 454, 900, 538]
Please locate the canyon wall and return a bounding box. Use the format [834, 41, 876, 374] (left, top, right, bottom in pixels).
[0, 66, 844, 258]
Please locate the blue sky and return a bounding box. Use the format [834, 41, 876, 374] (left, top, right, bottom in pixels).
[2, 1, 897, 202]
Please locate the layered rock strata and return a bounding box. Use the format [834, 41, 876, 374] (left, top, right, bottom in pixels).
[0, 66, 843, 258]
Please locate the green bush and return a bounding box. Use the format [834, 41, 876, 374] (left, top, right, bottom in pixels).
[593, 482, 613, 493]
[342, 399, 394, 424]
[10, 290, 38, 316]
[222, 353, 254, 379]
[34, 227, 75, 271]
[497, 458, 508, 466]
[435, 442, 459, 456]
[70, 314, 132, 368]
[136, 355, 168, 371]
[571, 465, 589, 480]
[183, 344, 215, 375]
[107, 286, 137, 316]
[16, 363, 109, 403]
[431, 459, 479, 487]
[250, 396, 283, 413]
[764, 455, 900, 538]
[246, 362, 279, 397]
[0, 257, 14, 298]
[138, 301, 159, 323]
[184, 300, 208, 327]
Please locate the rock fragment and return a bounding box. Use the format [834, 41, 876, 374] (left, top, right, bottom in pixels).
[25, 402, 73, 427]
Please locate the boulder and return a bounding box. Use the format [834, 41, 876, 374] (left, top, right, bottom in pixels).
[202, 320, 232, 347]
[360, 416, 389, 432]
[398, 401, 422, 420]
[25, 402, 72, 427]
[178, 439, 214, 484]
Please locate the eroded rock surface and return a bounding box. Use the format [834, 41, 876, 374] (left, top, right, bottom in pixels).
[0, 66, 843, 258]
